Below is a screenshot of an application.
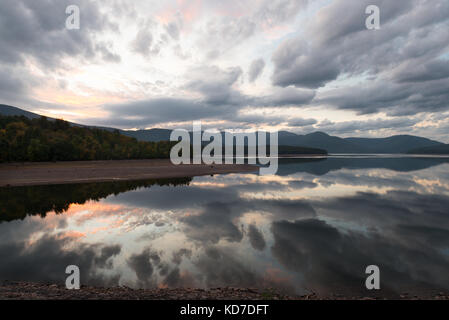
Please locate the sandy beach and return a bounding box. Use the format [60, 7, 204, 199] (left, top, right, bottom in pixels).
[0, 159, 258, 187]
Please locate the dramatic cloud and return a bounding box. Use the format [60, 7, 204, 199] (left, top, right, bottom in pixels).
[0, 235, 121, 286]
[272, 0, 449, 117]
[95, 66, 316, 128]
[0, 0, 448, 139]
[186, 65, 244, 106]
[316, 117, 420, 135]
[181, 202, 244, 244]
[247, 224, 266, 251]
[248, 58, 266, 82]
[127, 247, 162, 286]
[317, 78, 449, 115]
[271, 216, 449, 295]
[0, 0, 118, 67]
[132, 28, 155, 57]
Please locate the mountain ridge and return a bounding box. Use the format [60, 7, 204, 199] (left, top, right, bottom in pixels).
[1, 104, 445, 154]
[407, 144, 449, 155]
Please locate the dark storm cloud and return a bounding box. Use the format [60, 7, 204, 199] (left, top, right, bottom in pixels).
[126, 246, 184, 288]
[273, 0, 448, 88]
[0, 235, 121, 286]
[99, 98, 224, 128]
[186, 66, 244, 106]
[393, 60, 449, 83]
[192, 245, 296, 292]
[194, 246, 259, 288]
[314, 190, 449, 233]
[248, 58, 266, 82]
[0, 66, 34, 103]
[105, 178, 316, 245]
[271, 0, 449, 114]
[317, 78, 449, 115]
[272, 38, 340, 88]
[286, 117, 318, 127]
[161, 265, 196, 288]
[271, 216, 449, 295]
[316, 117, 420, 134]
[308, 0, 415, 45]
[92, 66, 246, 127]
[95, 245, 122, 269]
[172, 248, 192, 265]
[162, 267, 181, 287]
[181, 202, 244, 244]
[282, 189, 449, 294]
[178, 196, 316, 244]
[255, 87, 316, 107]
[0, 0, 119, 68]
[127, 247, 162, 286]
[287, 180, 318, 189]
[96, 66, 316, 128]
[247, 224, 266, 251]
[257, 199, 316, 220]
[106, 176, 317, 224]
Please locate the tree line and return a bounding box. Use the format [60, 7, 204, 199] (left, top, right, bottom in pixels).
[0, 178, 192, 222]
[0, 115, 176, 162]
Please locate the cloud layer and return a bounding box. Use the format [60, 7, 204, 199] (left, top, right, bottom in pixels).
[0, 0, 448, 140]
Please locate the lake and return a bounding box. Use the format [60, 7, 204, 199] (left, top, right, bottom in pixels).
[1, 155, 449, 297]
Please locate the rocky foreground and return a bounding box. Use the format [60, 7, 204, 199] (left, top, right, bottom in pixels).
[1, 281, 449, 300]
[0, 281, 294, 300]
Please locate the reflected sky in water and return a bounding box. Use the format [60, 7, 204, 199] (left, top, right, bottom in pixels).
[1, 156, 449, 297]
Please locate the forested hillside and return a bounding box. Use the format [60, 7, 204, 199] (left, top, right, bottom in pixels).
[407, 144, 449, 155]
[0, 115, 176, 162]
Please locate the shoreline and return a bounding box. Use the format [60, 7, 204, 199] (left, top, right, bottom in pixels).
[0, 281, 448, 300]
[0, 159, 258, 187]
[0, 281, 294, 300]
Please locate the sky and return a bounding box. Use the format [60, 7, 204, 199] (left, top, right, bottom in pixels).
[0, 0, 448, 141]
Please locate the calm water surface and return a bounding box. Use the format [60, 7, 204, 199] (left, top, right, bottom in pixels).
[1, 156, 449, 296]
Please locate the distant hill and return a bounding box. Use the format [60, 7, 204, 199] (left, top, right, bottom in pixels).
[1, 104, 444, 154]
[121, 128, 172, 142]
[275, 157, 449, 176]
[278, 131, 369, 153]
[345, 136, 444, 154]
[407, 144, 449, 155]
[125, 130, 442, 154]
[276, 131, 443, 153]
[126, 130, 443, 154]
[278, 145, 327, 155]
[0, 104, 44, 119]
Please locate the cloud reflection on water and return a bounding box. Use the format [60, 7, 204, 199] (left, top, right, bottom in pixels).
[0, 158, 449, 296]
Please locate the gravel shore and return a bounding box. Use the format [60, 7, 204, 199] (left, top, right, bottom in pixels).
[1, 281, 448, 300]
[0, 281, 294, 300]
[0, 159, 257, 187]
